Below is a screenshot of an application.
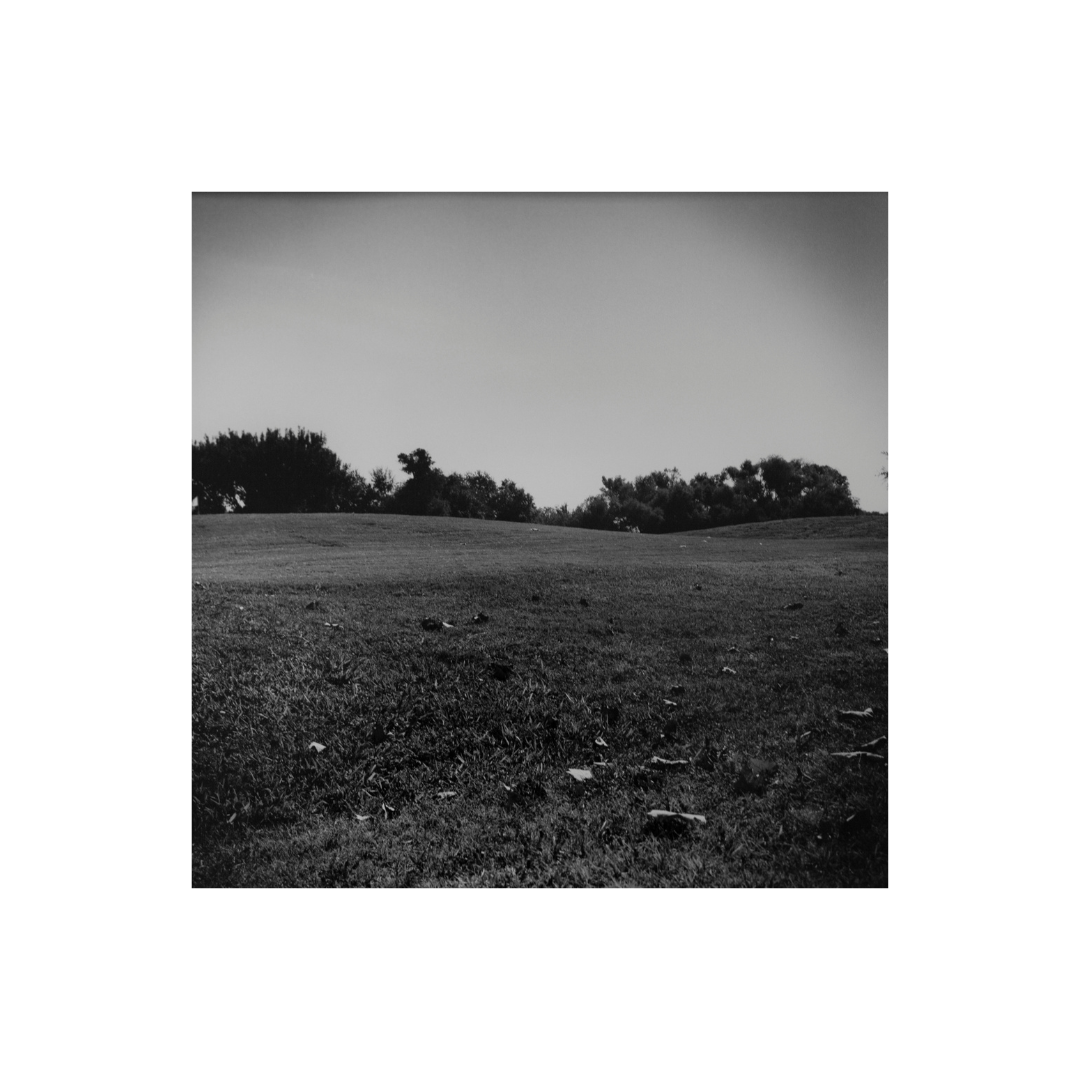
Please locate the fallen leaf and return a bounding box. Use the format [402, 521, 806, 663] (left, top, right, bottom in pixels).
[838, 707, 874, 719]
[308, 741, 326, 753]
[436, 791, 457, 799]
[567, 768, 594, 782]
[595, 736, 608, 747]
[646, 809, 706, 824]
[662, 698, 678, 709]
[722, 666, 737, 676]
[441, 621, 457, 630]
[354, 813, 371, 823]
[649, 756, 690, 768]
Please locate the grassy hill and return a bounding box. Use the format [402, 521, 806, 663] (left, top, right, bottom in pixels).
[193, 512, 887, 583]
[193, 513, 887, 886]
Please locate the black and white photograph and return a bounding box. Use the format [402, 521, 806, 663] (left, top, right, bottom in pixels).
[192, 192, 888, 887]
[9, 2, 1074, 1073]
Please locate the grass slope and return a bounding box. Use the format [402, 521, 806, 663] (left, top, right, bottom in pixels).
[193, 513, 887, 887]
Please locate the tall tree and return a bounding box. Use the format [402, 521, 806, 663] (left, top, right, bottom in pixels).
[192, 428, 368, 513]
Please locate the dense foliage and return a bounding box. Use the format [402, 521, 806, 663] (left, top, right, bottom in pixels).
[538, 456, 859, 532]
[192, 429, 372, 513]
[193, 431, 858, 529]
[192, 435, 536, 522]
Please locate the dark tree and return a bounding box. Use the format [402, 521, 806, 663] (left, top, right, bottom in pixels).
[192, 428, 368, 514]
[491, 479, 536, 523]
[390, 448, 446, 515]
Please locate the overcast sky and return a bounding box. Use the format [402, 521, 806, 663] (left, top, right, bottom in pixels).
[193, 193, 887, 512]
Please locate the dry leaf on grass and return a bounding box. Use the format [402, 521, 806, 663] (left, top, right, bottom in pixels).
[354, 813, 371, 823]
[595, 736, 608, 747]
[639, 807, 708, 829]
[436, 791, 457, 799]
[662, 699, 678, 709]
[568, 768, 594, 782]
[308, 742, 326, 753]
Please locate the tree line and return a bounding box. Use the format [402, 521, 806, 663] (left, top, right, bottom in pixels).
[193, 429, 860, 529]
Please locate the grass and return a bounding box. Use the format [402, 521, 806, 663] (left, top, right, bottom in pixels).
[193, 513, 887, 887]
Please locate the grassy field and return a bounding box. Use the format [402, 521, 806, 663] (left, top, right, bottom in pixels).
[193, 513, 887, 887]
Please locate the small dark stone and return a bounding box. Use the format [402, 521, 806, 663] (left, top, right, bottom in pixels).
[734, 758, 778, 796]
